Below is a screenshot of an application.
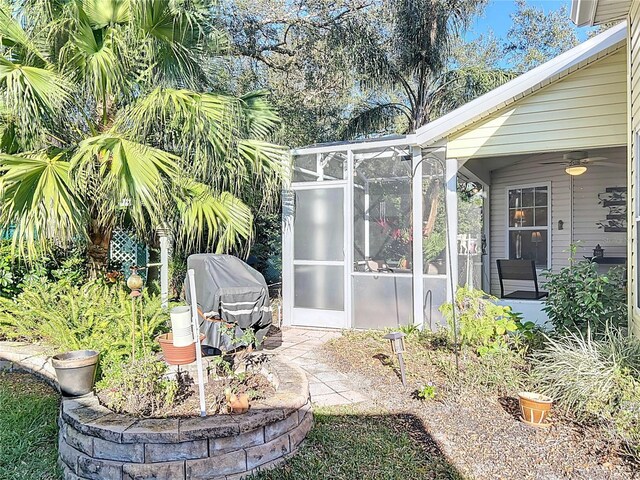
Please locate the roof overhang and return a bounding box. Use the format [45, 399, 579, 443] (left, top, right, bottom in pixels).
[571, 0, 598, 26]
[571, 0, 630, 26]
[414, 21, 627, 149]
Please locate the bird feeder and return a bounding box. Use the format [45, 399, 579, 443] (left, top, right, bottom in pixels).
[383, 331, 407, 386]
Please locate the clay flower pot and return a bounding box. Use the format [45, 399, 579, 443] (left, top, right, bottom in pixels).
[156, 333, 204, 365]
[518, 391, 553, 427]
[52, 350, 100, 397]
[227, 392, 250, 414]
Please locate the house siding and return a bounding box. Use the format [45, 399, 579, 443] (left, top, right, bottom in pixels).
[447, 48, 628, 159]
[629, 4, 640, 336]
[489, 147, 627, 297]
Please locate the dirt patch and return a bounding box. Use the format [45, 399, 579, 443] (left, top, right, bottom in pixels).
[322, 331, 638, 480]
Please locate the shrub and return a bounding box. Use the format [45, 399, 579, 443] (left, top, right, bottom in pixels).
[0, 241, 87, 298]
[542, 254, 627, 335]
[440, 286, 518, 356]
[96, 355, 180, 417]
[0, 279, 169, 369]
[531, 330, 640, 460]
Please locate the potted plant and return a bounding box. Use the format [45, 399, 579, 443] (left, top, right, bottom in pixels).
[518, 391, 553, 427]
[156, 333, 205, 365]
[51, 350, 100, 397]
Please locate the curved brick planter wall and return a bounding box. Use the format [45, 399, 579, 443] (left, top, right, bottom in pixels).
[58, 358, 312, 480]
[0, 344, 312, 480]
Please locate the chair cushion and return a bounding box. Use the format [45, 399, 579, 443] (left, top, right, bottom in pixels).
[502, 290, 548, 300]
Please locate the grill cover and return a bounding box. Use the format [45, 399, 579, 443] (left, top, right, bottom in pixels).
[184, 254, 272, 350]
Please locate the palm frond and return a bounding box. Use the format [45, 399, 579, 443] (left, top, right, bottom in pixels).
[340, 102, 410, 140]
[0, 56, 72, 143]
[173, 179, 253, 254]
[240, 90, 281, 139]
[0, 150, 87, 260]
[60, 16, 129, 104]
[71, 133, 177, 235]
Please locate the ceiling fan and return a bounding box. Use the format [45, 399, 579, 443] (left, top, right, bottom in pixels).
[539, 150, 617, 176]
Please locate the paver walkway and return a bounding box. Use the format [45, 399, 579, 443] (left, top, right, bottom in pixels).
[263, 327, 369, 407]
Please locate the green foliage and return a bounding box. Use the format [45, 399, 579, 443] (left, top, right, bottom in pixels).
[96, 354, 179, 418]
[0, 279, 168, 369]
[0, 241, 87, 298]
[504, 0, 579, 72]
[531, 330, 640, 460]
[0, 0, 286, 269]
[417, 383, 437, 401]
[542, 254, 627, 335]
[440, 287, 518, 356]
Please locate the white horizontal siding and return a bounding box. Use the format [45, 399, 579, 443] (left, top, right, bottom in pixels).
[488, 147, 627, 296]
[630, 2, 640, 335]
[448, 48, 628, 159]
[594, 0, 631, 24]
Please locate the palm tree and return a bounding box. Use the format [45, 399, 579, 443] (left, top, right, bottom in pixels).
[0, 0, 286, 276]
[333, 0, 514, 138]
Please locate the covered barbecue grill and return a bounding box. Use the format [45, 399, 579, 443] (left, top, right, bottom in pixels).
[184, 254, 272, 351]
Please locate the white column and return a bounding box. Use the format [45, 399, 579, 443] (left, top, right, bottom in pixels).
[411, 146, 424, 328]
[364, 180, 370, 258]
[446, 157, 459, 302]
[157, 226, 170, 309]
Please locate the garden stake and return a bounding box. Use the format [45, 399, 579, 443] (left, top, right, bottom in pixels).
[383, 332, 407, 387]
[187, 269, 207, 417]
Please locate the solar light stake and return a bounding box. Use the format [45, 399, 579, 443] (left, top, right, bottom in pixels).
[384, 332, 407, 387]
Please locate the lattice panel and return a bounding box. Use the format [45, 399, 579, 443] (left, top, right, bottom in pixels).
[109, 228, 148, 278]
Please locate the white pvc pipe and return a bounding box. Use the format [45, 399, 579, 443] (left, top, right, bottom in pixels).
[187, 269, 207, 417]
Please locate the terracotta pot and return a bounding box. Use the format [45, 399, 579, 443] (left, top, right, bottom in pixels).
[52, 350, 100, 397]
[156, 333, 204, 365]
[518, 391, 553, 427]
[227, 393, 250, 414]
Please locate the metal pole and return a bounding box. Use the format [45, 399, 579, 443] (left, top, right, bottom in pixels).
[187, 269, 207, 417]
[159, 231, 169, 309]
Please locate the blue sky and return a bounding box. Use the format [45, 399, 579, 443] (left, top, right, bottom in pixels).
[466, 0, 595, 41]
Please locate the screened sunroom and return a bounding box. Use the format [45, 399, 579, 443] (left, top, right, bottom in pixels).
[281, 136, 480, 331]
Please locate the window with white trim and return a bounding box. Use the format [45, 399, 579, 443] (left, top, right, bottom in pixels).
[507, 184, 550, 268]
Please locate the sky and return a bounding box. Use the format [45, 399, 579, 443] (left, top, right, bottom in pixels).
[465, 0, 595, 42]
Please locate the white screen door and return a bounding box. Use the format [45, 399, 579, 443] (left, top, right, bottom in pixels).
[290, 183, 347, 328]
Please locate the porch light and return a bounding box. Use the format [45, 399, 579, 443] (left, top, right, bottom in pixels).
[565, 164, 587, 176]
[383, 331, 407, 387]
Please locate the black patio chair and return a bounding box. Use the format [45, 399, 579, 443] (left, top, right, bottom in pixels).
[496, 259, 548, 300]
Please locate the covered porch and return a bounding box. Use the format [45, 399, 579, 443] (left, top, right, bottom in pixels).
[282, 23, 628, 331]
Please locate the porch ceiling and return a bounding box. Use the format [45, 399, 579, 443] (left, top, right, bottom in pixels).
[463, 146, 626, 185]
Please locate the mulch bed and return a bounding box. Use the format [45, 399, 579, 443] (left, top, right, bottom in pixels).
[322, 332, 638, 480]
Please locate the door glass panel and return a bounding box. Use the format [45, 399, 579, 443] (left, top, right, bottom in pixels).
[294, 265, 344, 310]
[294, 188, 344, 261]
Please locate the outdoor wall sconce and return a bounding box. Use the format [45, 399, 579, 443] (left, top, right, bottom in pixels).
[558, 220, 564, 230]
[383, 331, 407, 387]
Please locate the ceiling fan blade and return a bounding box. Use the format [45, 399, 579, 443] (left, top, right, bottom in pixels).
[583, 156, 608, 163]
[539, 161, 568, 165]
[588, 161, 621, 167]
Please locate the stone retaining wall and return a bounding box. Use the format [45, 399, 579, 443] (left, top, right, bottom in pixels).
[0, 343, 312, 480]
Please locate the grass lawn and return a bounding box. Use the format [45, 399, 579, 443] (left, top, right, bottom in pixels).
[0, 372, 60, 480]
[0, 372, 457, 480]
[250, 405, 462, 480]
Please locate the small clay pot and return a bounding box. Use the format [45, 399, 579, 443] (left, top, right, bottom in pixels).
[156, 333, 204, 365]
[227, 393, 250, 414]
[518, 391, 553, 427]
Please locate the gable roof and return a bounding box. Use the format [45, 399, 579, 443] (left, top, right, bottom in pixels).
[414, 21, 627, 148]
